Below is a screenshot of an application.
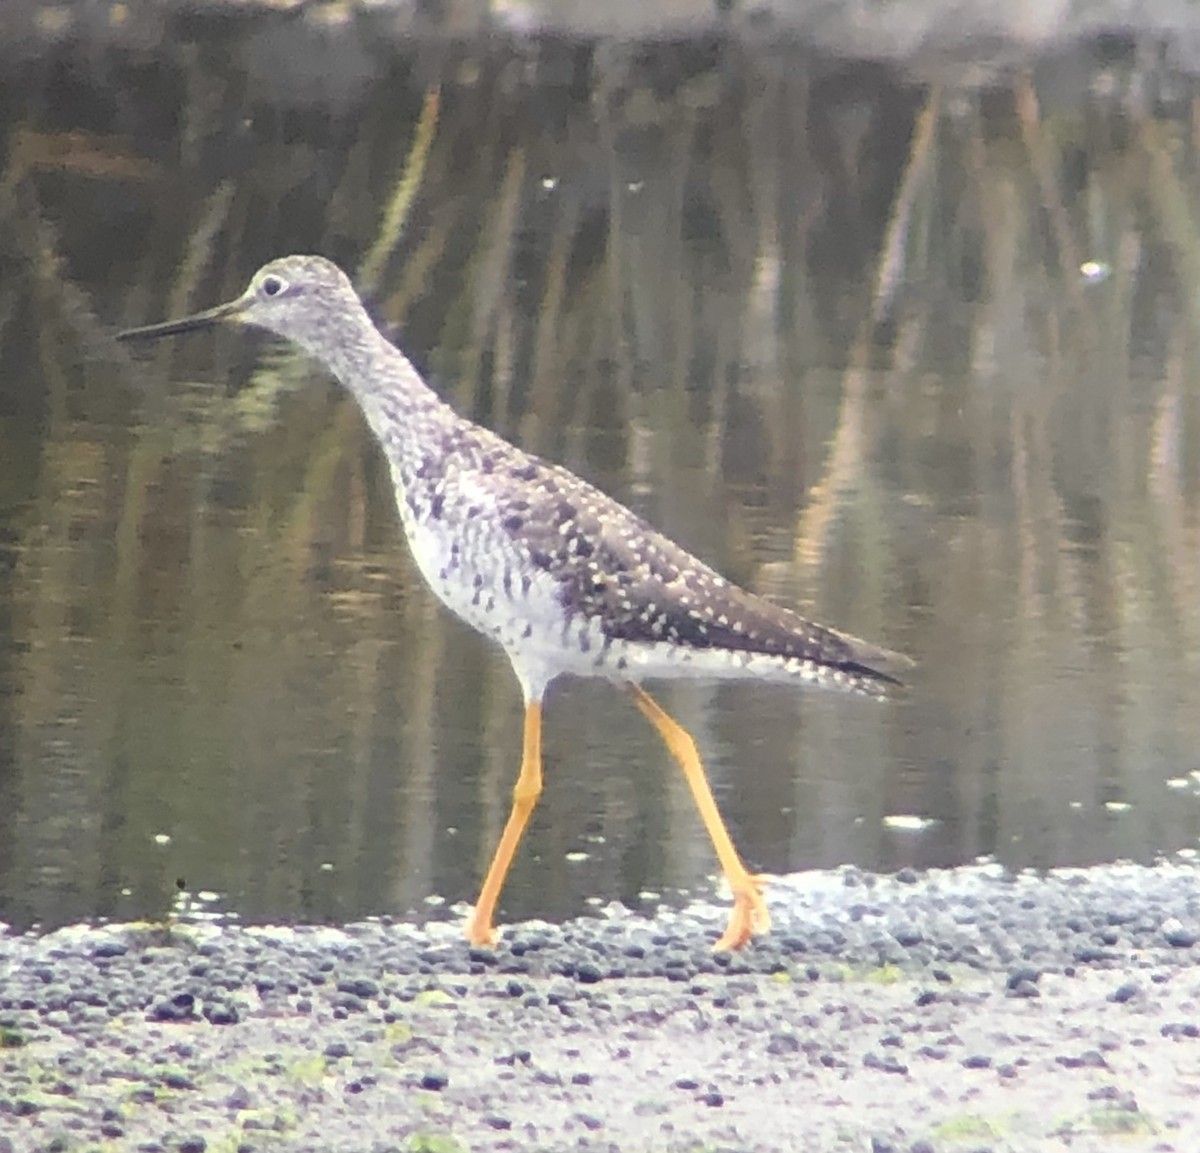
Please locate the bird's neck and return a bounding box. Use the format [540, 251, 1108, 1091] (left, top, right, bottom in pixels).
[328, 324, 465, 483]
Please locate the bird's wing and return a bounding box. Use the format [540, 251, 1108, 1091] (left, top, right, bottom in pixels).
[493, 456, 910, 689]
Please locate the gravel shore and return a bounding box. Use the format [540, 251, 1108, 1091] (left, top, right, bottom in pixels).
[2, 862, 1199, 1152]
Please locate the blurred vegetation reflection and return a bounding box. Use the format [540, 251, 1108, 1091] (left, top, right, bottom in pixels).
[1, 22, 1198, 931]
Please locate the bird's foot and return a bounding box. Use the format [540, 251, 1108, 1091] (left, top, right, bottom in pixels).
[713, 874, 770, 951]
[465, 912, 498, 948]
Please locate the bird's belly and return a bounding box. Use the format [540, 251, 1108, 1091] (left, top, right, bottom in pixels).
[402, 516, 602, 670]
[398, 503, 859, 691]
[405, 523, 815, 681]
[399, 512, 852, 693]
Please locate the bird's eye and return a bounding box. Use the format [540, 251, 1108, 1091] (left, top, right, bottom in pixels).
[261, 275, 285, 297]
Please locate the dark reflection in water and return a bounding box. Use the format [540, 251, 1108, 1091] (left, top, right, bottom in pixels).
[1, 18, 1199, 932]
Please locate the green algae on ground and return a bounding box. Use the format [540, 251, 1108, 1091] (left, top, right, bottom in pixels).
[931, 1113, 1003, 1143]
[414, 987, 457, 1007]
[1049, 1107, 1159, 1139]
[821, 961, 911, 985]
[1086, 1107, 1158, 1136]
[408, 1134, 469, 1153]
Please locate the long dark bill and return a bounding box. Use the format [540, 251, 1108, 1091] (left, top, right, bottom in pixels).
[116, 298, 245, 342]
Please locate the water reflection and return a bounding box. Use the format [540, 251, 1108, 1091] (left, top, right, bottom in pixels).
[1, 21, 1199, 932]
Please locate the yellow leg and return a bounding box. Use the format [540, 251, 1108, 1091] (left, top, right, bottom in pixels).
[466, 701, 543, 947]
[627, 684, 770, 951]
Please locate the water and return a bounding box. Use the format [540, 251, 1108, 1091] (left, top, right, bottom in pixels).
[2, 16, 1199, 932]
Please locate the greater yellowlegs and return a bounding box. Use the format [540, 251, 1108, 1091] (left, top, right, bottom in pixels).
[117, 255, 910, 951]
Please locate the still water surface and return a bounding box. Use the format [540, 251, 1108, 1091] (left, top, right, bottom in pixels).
[1, 17, 1199, 931]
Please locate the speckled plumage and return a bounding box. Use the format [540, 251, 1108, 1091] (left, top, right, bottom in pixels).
[387, 418, 906, 704]
[117, 254, 911, 951]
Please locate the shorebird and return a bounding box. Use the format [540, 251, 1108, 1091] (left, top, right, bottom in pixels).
[117, 255, 910, 950]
